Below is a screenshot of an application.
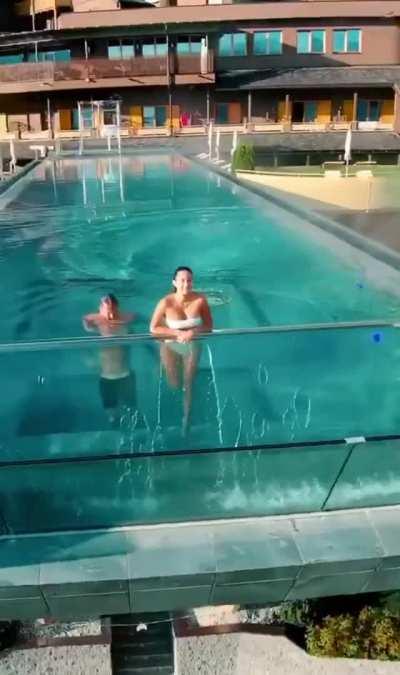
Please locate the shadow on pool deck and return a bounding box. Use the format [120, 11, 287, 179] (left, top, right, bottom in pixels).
[320, 208, 400, 256]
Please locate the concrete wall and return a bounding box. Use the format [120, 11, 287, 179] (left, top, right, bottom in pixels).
[237, 170, 400, 211]
[59, 2, 400, 32]
[213, 20, 400, 70]
[72, 0, 118, 10]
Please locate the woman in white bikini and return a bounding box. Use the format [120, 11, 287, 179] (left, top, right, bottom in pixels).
[150, 267, 213, 434]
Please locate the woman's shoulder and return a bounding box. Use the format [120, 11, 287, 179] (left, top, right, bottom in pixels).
[161, 293, 175, 307]
[192, 292, 208, 304]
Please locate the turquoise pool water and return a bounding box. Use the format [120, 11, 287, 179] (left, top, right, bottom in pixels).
[0, 153, 399, 342]
[1, 153, 400, 532]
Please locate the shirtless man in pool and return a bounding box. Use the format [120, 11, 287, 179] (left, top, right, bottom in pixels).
[83, 294, 136, 424]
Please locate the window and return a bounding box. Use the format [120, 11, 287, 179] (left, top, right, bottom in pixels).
[141, 40, 168, 57]
[218, 33, 247, 57]
[333, 29, 361, 53]
[0, 54, 23, 64]
[216, 102, 229, 123]
[297, 30, 325, 54]
[177, 36, 202, 54]
[73, 107, 93, 130]
[143, 105, 167, 128]
[28, 49, 71, 62]
[108, 41, 135, 59]
[253, 31, 282, 55]
[357, 99, 380, 122]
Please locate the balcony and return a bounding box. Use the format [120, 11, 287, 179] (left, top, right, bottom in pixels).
[0, 53, 214, 94]
[14, 0, 72, 15]
[174, 51, 215, 84]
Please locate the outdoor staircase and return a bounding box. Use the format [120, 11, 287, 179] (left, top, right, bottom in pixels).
[111, 613, 175, 675]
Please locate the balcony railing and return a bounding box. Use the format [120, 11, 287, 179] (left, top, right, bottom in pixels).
[0, 57, 168, 84]
[0, 53, 214, 87]
[175, 51, 214, 75]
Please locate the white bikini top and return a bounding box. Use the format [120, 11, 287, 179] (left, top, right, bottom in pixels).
[165, 316, 202, 330]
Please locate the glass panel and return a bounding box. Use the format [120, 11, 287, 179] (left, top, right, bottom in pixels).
[190, 39, 202, 54]
[72, 109, 80, 130]
[325, 439, 400, 511]
[142, 43, 156, 57]
[143, 105, 156, 127]
[1, 326, 400, 532]
[333, 30, 346, 53]
[233, 33, 247, 56]
[121, 44, 134, 59]
[369, 101, 380, 122]
[52, 50, 71, 62]
[218, 34, 232, 56]
[0, 443, 350, 533]
[347, 29, 361, 53]
[311, 30, 325, 53]
[108, 45, 122, 60]
[33, 50, 71, 62]
[357, 99, 368, 121]
[304, 101, 317, 122]
[81, 109, 93, 128]
[1, 326, 399, 461]
[155, 106, 167, 127]
[177, 41, 190, 55]
[216, 102, 229, 123]
[269, 31, 282, 55]
[254, 32, 267, 55]
[0, 53, 23, 64]
[297, 31, 310, 54]
[155, 41, 168, 56]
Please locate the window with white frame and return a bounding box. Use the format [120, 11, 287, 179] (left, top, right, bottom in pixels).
[297, 30, 325, 54]
[218, 33, 247, 57]
[253, 31, 282, 55]
[333, 29, 361, 53]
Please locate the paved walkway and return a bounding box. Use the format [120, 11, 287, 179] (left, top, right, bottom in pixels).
[1, 634, 400, 674]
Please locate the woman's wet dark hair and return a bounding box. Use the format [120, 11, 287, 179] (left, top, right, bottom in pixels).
[173, 266, 193, 292]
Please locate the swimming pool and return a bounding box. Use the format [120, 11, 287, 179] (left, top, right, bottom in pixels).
[1, 153, 400, 532]
[0, 153, 399, 342]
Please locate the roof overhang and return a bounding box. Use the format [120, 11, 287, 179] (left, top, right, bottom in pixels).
[217, 66, 400, 90]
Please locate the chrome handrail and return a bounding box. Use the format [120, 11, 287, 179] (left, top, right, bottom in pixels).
[0, 318, 396, 353]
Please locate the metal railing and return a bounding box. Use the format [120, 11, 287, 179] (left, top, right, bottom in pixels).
[0, 53, 215, 86]
[0, 317, 396, 353]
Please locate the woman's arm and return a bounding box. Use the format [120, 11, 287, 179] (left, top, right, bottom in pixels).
[176, 296, 213, 343]
[150, 299, 180, 338]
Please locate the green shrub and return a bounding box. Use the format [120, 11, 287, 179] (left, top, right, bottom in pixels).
[232, 143, 255, 171]
[278, 600, 312, 627]
[306, 606, 400, 660]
